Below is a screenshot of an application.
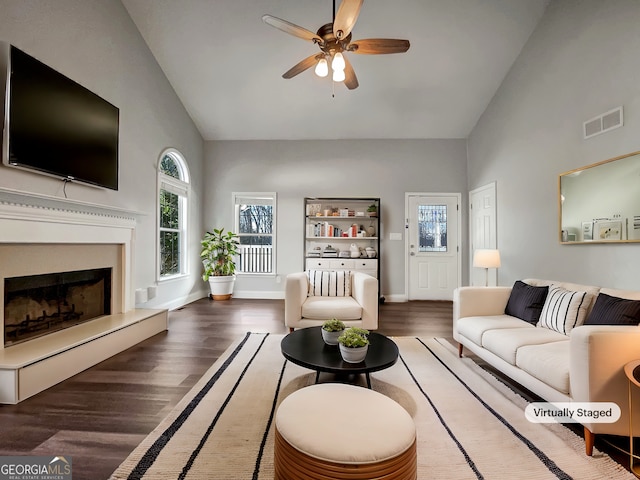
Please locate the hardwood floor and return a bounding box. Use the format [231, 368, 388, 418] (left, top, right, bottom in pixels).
[0, 298, 627, 478]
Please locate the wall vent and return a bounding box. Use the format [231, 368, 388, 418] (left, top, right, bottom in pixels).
[583, 106, 623, 139]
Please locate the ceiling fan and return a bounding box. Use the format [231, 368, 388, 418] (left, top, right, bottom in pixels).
[262, 0, 410, 90]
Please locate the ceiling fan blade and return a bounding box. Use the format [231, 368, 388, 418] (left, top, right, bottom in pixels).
[349, 38, 410, 55]
[343, 55, 359, 90]
[333, 0, 363, 40]
[262, 15, 323, 43]
[282, 54, 323, 79]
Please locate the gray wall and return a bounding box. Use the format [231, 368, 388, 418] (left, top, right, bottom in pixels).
[0, 0, 205, 309]
[467, 0, 640, 289]
[204, 139, 468, 299]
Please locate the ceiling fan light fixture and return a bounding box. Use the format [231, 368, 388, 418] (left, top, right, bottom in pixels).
[263, 1, 409, 90]
[331, 52, 346, 71]
[315, 57, 329, 77]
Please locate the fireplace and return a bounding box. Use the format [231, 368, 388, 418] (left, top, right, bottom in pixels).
[0, 190, 167, 405]
[4, 268, 112, 346]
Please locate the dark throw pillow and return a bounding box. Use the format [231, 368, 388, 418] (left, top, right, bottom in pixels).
[505, 280, 549, 324]
[584, 292, 640, 326]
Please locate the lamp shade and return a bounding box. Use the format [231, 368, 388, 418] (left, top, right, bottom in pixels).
[473, 249, 501, 269]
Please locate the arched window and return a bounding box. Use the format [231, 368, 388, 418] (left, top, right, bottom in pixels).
[158, 149, 190, 279]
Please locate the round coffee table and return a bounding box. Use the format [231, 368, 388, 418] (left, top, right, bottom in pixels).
[280, 326, 399, 388]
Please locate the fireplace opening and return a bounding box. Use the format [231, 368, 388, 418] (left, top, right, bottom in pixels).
[4, 268, 112, 347]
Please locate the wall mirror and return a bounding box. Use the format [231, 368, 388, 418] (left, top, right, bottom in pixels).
[559, 151, 640, 244]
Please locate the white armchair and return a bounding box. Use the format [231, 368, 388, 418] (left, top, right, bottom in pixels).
[285, 271, 379, 331]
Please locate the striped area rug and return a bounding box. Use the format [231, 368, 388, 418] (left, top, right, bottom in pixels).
[110, 333, 634, 479]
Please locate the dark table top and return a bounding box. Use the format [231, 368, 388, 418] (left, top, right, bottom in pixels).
[280, 326, 399, 375]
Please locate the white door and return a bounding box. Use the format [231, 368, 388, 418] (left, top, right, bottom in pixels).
[469, 182, 498, 286]
[407, 194, 460, 300]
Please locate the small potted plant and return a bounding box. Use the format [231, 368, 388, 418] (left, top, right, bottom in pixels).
[367, 203, 378, 217]
[321, 318, 345, 345]
[201, 228, 240, 300]
[337, 327, 370, 363]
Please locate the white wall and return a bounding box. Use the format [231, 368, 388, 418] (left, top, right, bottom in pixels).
[204, 139, 468, 299]
[0, 0, 205, 309]
[467, 0, 640, 289]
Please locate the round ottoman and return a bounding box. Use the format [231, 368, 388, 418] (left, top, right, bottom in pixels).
[274, 383, 417, 480]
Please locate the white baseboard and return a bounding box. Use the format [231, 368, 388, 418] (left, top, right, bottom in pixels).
[233, 290, 285, 300]
[383, 294, 408, 303]
[159, 290, 209, 311]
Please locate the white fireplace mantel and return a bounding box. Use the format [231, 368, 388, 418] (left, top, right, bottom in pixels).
[0, 186, 144, 222]
[0, 187, 142, 312]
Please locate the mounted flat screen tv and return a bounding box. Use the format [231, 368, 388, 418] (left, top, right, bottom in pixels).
[1, 44, 119, 190]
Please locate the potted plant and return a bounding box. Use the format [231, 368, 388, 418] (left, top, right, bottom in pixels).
[321, 318, 345, 345]
[367, 203, 378, 217]
[201, 228, 240, 300]
[337, 327, 370, 363]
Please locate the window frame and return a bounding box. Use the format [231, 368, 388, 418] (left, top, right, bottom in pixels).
[233, 192, 277, 276]
[157, 149, 190, 282]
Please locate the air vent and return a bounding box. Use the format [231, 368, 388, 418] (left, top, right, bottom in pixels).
[583, 106, 623, 139]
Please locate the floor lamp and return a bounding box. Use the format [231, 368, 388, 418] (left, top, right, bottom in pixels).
[473, 249, 501, 286]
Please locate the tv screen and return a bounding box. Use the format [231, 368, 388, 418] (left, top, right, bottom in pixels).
[4, 45, 119, 190]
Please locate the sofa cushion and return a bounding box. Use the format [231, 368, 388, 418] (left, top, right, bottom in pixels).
[516, 341, 570, 394]
[537, 286, 593, 335]
[481, 327, 567, 365]
[307, 270, 351, 297]
[302, 296, 362, 320]
[584, 292, 640, 326]
[504, 280, 549, 324]
[456, 315, 533, 346]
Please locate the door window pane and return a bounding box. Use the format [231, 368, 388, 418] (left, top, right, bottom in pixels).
[418, 205, 447, 252]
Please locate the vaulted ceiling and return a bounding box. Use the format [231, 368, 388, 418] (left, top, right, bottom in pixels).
[121, 0, 549, 141]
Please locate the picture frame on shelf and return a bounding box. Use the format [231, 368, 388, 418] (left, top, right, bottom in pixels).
[594, 220, 623, 241]
[582, 221, 593, 241]
[306, 203, 321, 216]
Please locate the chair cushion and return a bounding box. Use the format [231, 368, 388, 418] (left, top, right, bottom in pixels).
[307, 270, 351, 297]
[516, 341, 570, 394]
[302, 296, 362, 320]
[481, 327, 567, 365]
[504, 280, 549, 324]
[456, 315, 533, 346]
[584, 292, 640, 326]
[537, 286, 593, 335]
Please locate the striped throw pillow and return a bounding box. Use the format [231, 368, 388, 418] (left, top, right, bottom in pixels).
[307, 270, 351, 297]
[537, 286, 592, 335]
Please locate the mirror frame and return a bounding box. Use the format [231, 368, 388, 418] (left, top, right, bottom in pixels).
[559, 150, 640, 244]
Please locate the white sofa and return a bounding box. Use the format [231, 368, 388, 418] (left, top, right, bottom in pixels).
[454, 279, 640, 455]
[285, 270, 378, 331]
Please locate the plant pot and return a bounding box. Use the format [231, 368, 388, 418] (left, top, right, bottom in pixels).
[208, 275, 236, 300]
[321, 329, 343, 345]
[339, 344, 368, 363]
